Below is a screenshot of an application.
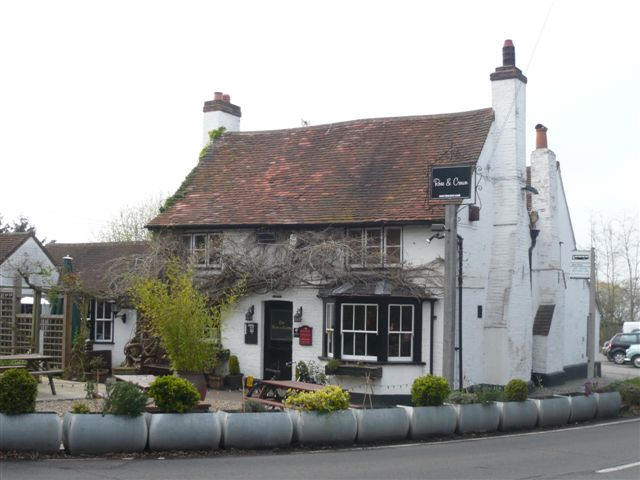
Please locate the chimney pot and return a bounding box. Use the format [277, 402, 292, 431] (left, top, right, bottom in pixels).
[535, 124, 548, 149]
[502, 39, 516, 66]
[222, 94, 231, 103]
[214, 91, 223, 100]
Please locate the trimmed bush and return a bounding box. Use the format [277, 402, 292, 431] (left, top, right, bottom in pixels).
[411, 375, 451, 407]
[447, 391, 477, 405]
[475, 386, 504, 404]
[103, 382, 148, 416]
[0, 368, 38, 415]
[148, 375, 200, 413]
[284, 385, 349, 413]
[71, 402, 91, 414]
[504, 379, 528, 402]
[228, 355, 240, 375]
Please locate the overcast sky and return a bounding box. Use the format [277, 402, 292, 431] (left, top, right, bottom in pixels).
[0, 0, 637, 246]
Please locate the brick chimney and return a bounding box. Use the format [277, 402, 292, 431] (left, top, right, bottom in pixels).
[202, 91, 241, 147]
[535, 124, 548, 149]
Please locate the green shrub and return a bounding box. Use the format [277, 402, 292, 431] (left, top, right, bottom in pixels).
[474, 385, 504, 404]
[103, 382, 148, 416]
[504, 379, 529, 402]
[325, 359, 341, 374]
[71, 402, 91, 414]
[447, 391, 478, 405]
[228, 355, 240, 375]
[284, 385, 350, 413]
[85, 380, 97, 399]
[244, 399, 266, 412]
[411, 375, 451, 407]
[596, 378, 640, 406]
[0, 368, 38, 415]
[147, 375, 200, 413]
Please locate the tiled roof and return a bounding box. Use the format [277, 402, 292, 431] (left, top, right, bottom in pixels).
[0, 233, 33, 264]
[46, 241, 150, 296]
[149, 108, 494, 228]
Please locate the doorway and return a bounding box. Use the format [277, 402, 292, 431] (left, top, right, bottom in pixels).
[263, 301, 293, 380]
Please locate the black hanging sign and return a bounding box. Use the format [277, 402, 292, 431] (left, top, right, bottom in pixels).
[430, 165, 472, 199]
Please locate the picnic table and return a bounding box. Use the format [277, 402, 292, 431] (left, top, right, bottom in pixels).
[244, 379, 335, 410]
[0, 354, 62, 395]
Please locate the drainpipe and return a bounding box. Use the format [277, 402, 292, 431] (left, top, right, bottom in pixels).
[429, 299, 436, 374]
[457, 235, 463, 390]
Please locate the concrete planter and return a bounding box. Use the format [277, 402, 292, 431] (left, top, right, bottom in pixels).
[220, 412, 293, 449]
[355, 407, 410, 443]
[148, 413, 221, 451]
[556, 393, 597, 423]
[593, 392, 621, 419]
[0, 413, 62, 453]
[288, 409, 357, 446]
[399, 405, 457, 439]
[63, 413, 148, 455]
[453, 403, 500, 434]
[496, 400, 538, 431]
[530, 395, 571, 427]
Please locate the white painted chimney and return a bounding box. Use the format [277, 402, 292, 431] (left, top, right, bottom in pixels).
[202, 91, 241, 147]
[483, 40, 532, 385]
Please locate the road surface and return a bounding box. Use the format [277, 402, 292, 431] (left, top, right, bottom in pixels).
[2, 418, 639, 480]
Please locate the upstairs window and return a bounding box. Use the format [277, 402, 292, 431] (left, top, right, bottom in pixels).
[182, 233, 223, 268]
[347, 227, 402, 267]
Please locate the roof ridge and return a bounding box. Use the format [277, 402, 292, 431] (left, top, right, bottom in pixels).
[46, 240, 150, 247]
[226, 107, 494, 136]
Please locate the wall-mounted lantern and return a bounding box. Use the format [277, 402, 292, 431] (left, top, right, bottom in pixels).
[245, 305, 255, 322]
[294, 306, 303, 323]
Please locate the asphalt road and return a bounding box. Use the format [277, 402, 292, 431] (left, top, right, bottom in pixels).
[2, 419, 639, 480]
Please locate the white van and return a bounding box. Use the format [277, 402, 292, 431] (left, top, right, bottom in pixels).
[622, 321, 640, 333]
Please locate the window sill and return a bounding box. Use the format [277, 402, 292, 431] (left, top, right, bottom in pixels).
[317, 356, 425, 366]
[93, 341, 115, 345]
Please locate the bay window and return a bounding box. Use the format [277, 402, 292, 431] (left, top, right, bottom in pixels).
[388, 304, 414, 360]
[341, 304, 378, 360]
[325, 302, 334, 357]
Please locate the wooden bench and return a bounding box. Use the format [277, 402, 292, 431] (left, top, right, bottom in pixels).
[30, 369, 63, 395]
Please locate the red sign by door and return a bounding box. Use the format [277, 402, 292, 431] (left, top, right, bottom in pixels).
[298, 326, 312, 346]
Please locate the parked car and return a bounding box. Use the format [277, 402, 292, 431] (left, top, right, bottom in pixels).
[605, 332, 640, 364]
[625, 344, 640, 368]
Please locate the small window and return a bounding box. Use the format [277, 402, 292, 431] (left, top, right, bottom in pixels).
[194, 234, 207, 265]
[208, 233, 222, 266]
[341, 304, 378, 361]
[94, 300, 114, 343]
[388, 304, 413, 360]
[182, 232, 224, 268]
[385, 228, 402, 264]
[257, 231, 277, 244]
[325, 303, 334, 357]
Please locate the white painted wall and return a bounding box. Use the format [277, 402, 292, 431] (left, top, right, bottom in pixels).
[92, 308, 137, 367]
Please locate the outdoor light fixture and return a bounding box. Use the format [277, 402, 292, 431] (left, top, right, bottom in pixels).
[294, 306, 303, 323]
[245, 305, 255, 322]
[431, 223, 446, 232]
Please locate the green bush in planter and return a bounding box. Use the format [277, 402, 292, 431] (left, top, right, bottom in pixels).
[0, 368, 38, 414]
[504, 379, 528, 402]
[411, 375, 451, 407]
[148, 375, 200, 413]
[71, 401, 91, 414]
[103, 382, 148, 416]
[447, 391, 478, 405]
[228, 355, 240, 375]
[284, 385, 350, 413]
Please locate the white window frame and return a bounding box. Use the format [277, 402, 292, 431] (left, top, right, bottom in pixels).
[384, 227, 402, 266]
[182, 232, 223, 268]
[325, 303, 334, 357]
[94, 300, 114, 343]
[346, 227, 402, 268]
[341, 303, 378, 361]
[387, 304, 414, 361]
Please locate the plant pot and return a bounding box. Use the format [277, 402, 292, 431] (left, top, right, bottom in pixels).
[325, 365, 383, 378]
[288, 409, 357, 446]
[453, 402, 500, 434]
[530, 395, 571, 427]
[556, 393, 597, 423]
[148, 413, 221, 451]
[398, 405, 457, 439]
[219, 411, 293, 449]
[496, 400, 538, 431]
[63, 413, 148, 455]
[593, 392, 621, 419]
[206, 374, 225, 390]
[177, 372, 207, 401]
[355, 407, 410, 443]
[0, 412, 62, 453]
[224, 373, 244, 390]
